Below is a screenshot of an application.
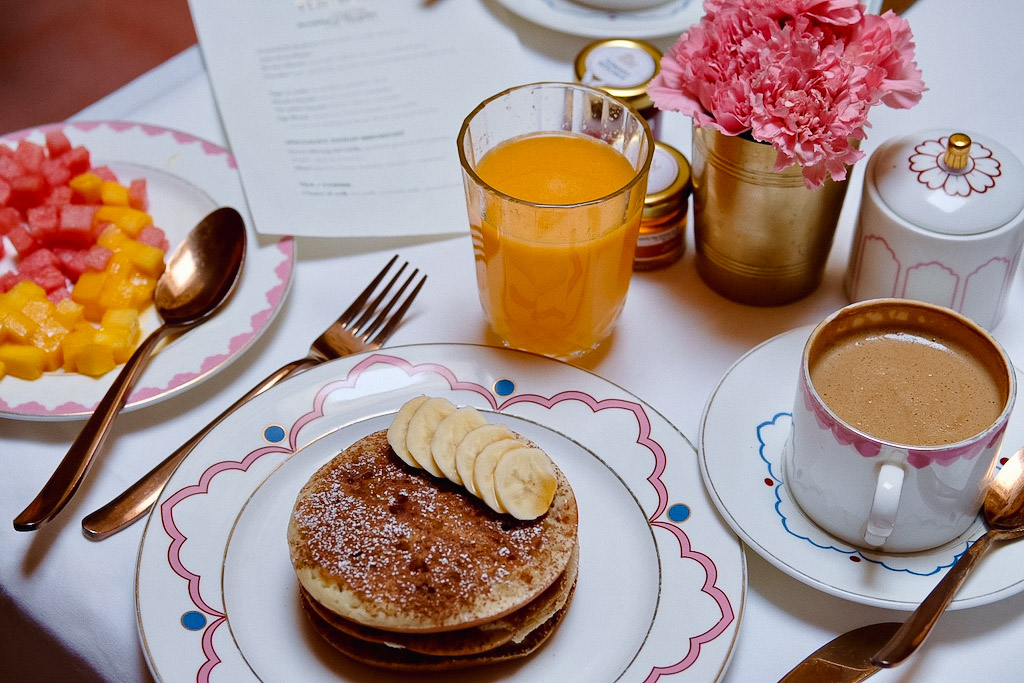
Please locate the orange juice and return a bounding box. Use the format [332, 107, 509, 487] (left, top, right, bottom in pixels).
[470, 131, 645, 358]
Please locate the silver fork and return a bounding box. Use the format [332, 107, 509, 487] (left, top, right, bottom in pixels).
[81, 255, 426, 540]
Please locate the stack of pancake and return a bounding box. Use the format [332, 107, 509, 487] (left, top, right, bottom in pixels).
[288, 429, 579, 671]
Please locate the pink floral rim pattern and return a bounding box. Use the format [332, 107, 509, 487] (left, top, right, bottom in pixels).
[159, 353, 736, 682]
[801, 377, 1005, 468]
[909, 135, 1001, 197]
[0, 121, 294, 416]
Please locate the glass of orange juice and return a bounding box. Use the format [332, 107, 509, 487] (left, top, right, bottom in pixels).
[458, 82, 653, 360]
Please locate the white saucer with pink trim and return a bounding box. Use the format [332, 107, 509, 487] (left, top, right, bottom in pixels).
[0, 121, 294, 420]
[699, 326, 1024, 610]
[135, 343, 745, 681]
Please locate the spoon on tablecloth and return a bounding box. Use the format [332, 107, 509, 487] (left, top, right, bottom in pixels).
[13, 207, 246, 532]
[872, 445, 1024, 666]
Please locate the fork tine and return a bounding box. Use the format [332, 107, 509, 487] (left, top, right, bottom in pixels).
[368, 271, 427, 346]
[352, 261, 408, 332]
[338, 254, 399, 326]
[360, 267, 418, 339]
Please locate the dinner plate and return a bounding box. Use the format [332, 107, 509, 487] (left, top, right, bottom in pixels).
[700, 326, 1024, 611]
[494, 0, 701, 39]
[136, 343, 745, 681]
[0, 121, 294, 420]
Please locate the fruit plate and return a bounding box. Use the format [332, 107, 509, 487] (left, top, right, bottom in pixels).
[136, 343, 745, 682]
[0, 121, 294, 420]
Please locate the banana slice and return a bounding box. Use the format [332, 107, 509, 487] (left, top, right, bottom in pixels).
[494, 447, 558, 520]
[387, 396, 429, 468]
[405, 397, 457, 477]
[430, 406, 488, 485]
[455, 424, 516, 497]
[473, 438, 524, 513]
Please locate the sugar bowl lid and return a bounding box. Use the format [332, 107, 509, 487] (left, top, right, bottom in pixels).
[872, 129, 1024, 235]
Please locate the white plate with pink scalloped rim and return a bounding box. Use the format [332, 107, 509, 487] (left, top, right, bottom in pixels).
[699, 325, 1024, 610]
[136, 343, 745, 681]
[0, 121, 294, 420]
[493, 0, 701, 38]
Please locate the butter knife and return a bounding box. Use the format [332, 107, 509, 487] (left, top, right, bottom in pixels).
[779, 622, 901, 683]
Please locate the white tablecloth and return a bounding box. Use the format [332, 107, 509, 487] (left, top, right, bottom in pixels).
[3, 1, 1023, 680]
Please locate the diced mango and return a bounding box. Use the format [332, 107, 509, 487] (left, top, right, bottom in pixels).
[2, 280, 48, 309]
[0, 344, 46, 380]
[97, 275, 135, 311]
[69, 172, 104, 203]
[128, 273, 156, 310]
[96, 224, 130, 251]
[93, 205, 152, 237]
[53, 298, 85, 329]
[99, 180, 130, 207]
[60, 327, 94, 372]
[28, 327, 64, 372]
[71, 271, 107, 322]
[0, 307, 39, 343]
[120, 240, 165, 278]
[74, 343, 116, 377]
[0, 359, 5, 379]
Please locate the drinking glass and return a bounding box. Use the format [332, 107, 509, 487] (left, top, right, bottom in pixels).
[458, 82, 653, 359]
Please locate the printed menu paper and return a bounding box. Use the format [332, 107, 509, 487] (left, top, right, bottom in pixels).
[188, 0, 530, 237]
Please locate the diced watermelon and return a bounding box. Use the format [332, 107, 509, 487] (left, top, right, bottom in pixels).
[90, 166, 118, 182]
[0, 156, 25, 182]
[7, 174, 47, 210]
[0, 145, 15, 161]
[59, 146, 90, 175]
[31, 265, 67, 292]
[19, 247, 58, 272]
[83, 244, 113, 272]
[0, 178, 9, 207]
[54, 248, 88, 280]
[45, 186, 74, 206]
[46, 286, 71, 303]
[0, 207, 20, 235]
[137, 225, 169, 252]
[0, 271, 24, 293]
[56, 204, 100, 247]
[44, 130, 72, 159]
[15, 141, 45, 174]
[7, 223, 38, 255]
[0, 239, 3, 259]
[128, 178, 148, 211]
[40, 158, 71, 189]
[26, 205, 59, 242]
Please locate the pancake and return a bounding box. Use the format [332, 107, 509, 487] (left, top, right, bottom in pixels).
[288, 429, 579, 633]
[303, 541, 579, 657]
[300, 579, 576, 672]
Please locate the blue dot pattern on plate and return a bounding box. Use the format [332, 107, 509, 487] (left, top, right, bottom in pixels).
[668, 504, 690, 522]
[493, 378, 515, 396]
[263, 425, 286, 443]
[181, 611, 206, 631]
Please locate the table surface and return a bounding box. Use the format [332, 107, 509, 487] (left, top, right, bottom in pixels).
[3, 1, 1023, 681]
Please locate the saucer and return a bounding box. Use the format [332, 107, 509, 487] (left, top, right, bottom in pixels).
[699, 326, 1024, 610]
[493, 0, 702, 39]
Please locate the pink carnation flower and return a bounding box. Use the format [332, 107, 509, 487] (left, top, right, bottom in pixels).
[649, 0, 925, 188]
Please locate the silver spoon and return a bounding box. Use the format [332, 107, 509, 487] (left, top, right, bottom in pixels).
[872, 445, 1024, 666]
[13, 207, 246, 532]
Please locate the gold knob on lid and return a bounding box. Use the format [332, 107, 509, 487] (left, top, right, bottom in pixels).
[943, 132, 972, 171]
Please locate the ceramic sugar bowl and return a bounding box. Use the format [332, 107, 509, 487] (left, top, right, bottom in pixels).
[845, 129, 1024, 329]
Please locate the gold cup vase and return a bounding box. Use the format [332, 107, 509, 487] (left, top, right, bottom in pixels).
[691, 125, 852, 306]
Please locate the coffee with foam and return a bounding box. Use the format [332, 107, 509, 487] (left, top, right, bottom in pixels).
[808, 307, 1010, 446]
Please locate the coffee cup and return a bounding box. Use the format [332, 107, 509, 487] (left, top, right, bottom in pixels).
[783, 298, 1016, 553]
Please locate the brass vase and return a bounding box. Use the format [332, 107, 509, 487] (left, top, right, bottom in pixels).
[691, 125, 851, 306]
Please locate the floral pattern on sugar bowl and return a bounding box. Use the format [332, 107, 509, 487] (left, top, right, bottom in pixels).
[846, 129, 1024, 330]
[910, 135, 1001, 197]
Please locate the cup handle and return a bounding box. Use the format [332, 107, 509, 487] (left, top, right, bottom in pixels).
[864, 463, 905, 547]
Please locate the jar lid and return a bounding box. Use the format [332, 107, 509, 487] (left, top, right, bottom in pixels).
[644, 141, 691, 219]
[574, 38, 661, 112]
[872, 128, 1024, 235]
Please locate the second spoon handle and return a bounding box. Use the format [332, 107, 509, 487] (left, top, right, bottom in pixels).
[80, 356, 319, 540]
[13, 323, 177, 532]
[871, 531, 996, 667]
